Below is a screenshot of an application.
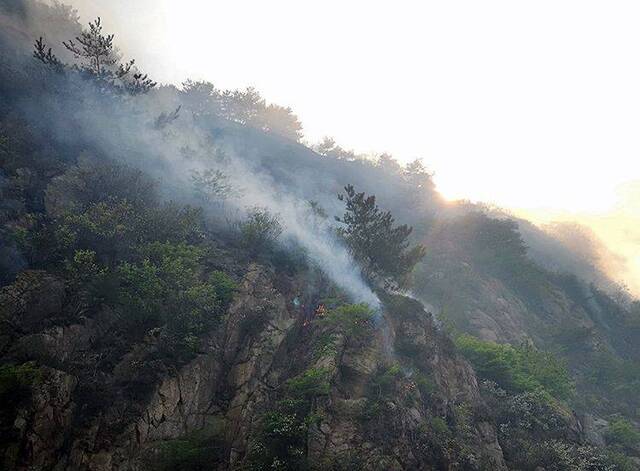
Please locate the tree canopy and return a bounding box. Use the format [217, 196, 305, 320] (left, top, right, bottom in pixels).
[35, 17, 156, 94]
[336, 184, 426, 288]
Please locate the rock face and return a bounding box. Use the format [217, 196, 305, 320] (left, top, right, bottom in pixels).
[0, 265, 512, 469]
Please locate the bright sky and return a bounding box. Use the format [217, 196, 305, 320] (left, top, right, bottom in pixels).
[66, 0, 640, 292]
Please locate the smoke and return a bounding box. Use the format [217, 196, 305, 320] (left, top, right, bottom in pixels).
[73, 95, 380, 307]
[0, 1, 380, 307]
[219, 150, 381, 308]
[4, 0, 634, 309]
[518, 218, 627, 293]
[0, 170, 27, 283]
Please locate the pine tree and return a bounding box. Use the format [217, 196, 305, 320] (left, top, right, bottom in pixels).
[63, 17, 117, 77]
[336, 184, 426, 288]
[59, 17, 156, 94]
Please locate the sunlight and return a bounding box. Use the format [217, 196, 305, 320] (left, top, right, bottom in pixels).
[66, 0, 640, 290]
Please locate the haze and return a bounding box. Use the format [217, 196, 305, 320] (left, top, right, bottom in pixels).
[65, 0, 640, 293]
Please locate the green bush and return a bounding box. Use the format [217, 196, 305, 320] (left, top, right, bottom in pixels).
[318, 303, 375, 342]
[115, 259, 164, 324]
[606, 417, 640, 450]
[520, 440, 619, 471]
[55, 200, 141, 264]
[208, 270, 237, 310]
[150, 423, 225, 471]
[247, 404, 309, 470]
[247, 366, 330, 469]
[0, 362, 40, 399]
[370, 364, 402, 397]
[455, 335, 573, 400]
[429, 416, 451, 438]
[604, 448, 637, 471]
[238, 206, 283, 255]
[415, 373, 436, 398]
[115, 243, 236, 353]
[285, 368, 331, 400]
[312, 333, 338, 360]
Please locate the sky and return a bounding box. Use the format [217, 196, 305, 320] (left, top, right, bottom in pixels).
[65, 0, 640, 293]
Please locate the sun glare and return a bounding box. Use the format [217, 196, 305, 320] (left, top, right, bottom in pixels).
[65, 0, 640, 292]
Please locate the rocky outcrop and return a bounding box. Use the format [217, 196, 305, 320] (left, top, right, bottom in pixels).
[0, 265, 511, 470]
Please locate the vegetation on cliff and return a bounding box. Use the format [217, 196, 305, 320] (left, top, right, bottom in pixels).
[0, 2, 639, 469]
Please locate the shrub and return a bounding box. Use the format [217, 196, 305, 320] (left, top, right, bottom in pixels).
[606, 417, 640, 450]
[190, 168, 234, 203]
[44, 156, 155, 219]
[604, 448, 636, 471]
[208, 270, 237, 309]
[247, 404, 309, 470]
[150, 422, 225, 471]
[238, 206, 283, 255]
[521, 440, 616, 471]
[247, 365, 330, 468]
[55, 200, 141, 264]
[370, 364, 403, 397]
[415, 373, 437, 398]
[65, 249, 103, 281]
[312, 333, 338, 360]
[115, 259, 164, 325]
[115, 243, 236, 354]
[429, 416, 451, 438]
[318, 303, 375, 342]
[0, 362, 40, 400]
[455, 335, 573, 401]
[285, 367, 331, 400]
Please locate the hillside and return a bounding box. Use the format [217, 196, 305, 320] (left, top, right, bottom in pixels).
[1, 2, 640, 470]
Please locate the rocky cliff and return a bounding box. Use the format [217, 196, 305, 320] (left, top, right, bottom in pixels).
[0, 264, 515, 470]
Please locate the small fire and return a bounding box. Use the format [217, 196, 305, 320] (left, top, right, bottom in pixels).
[302, 303, 326, 328]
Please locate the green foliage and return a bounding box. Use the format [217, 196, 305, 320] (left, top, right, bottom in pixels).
[336, 184, 426, 288]
[312, 333, 338, 360]
[248, 364, 331, 469]
[65, 249, 105, 285]
[606, 417, 640, 450]
[588, 350, 640, 391]
[190, 169, 234, 203]
[208, 270, 237, 309]
[180, 81, 303, 141]
[44, 156, 156, 219]
[415, 372, 437, 398]
[115, 243, 235, 354]
[501, 390, 566, 433]
[285, 368, 331, 400]
[142, 204, 205, 245]
[115, 259, 164, 324]
[318, 303, 375, 342]
[438, 212, 549, 304]
[247, 397, 315, 470]
[56, 200, 141, 264]
[370, 363, 403, 397]
[35, 17, 156, 94]
[517, 440, 617, 471]
[0, 362, 40, 400]
[482, 382, 619, 470]
[150, 422, 225, 471]
[604, 448, 637, 471]
[44, 159, 203, 266]
[238, 206, 283, 255]
[455, 335, 573, 400]
[429, 416, 451, 438]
